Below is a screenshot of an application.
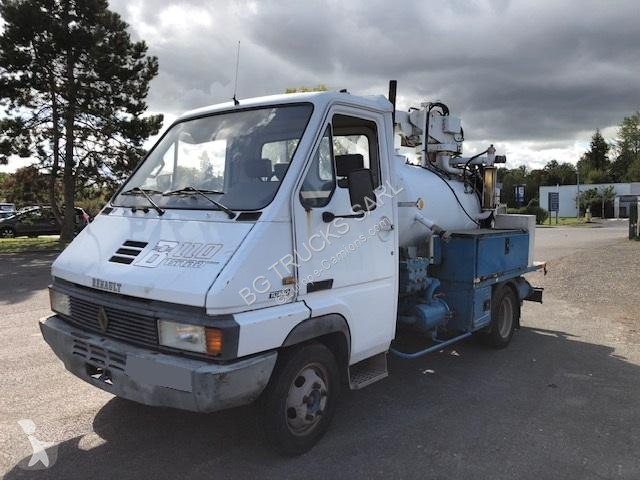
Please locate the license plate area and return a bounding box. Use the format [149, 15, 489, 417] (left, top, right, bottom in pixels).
[126, 355, 193, 392]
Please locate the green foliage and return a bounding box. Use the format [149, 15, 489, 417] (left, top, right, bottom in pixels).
[578, 129, 610, 177]
[628, 158, 640, 181]
[0, 0, 163, 240]
[585, 168, 610, 184]
[0, 172, 8, 200]
[524, 204, 548, 224]
[577, 117, 640, 184]
[612, 112, 640, 182]
[1, 165, 57, 208]
[508, 203, 549, 224]
[285, 85, 328, 93]
[498, 162, 576, 208]
[498, 117, 640, 212]
[542, 160, 577, 185]
[601, 185, 616, 203]
[497, 165, 527, 207]
[579, 188, 600, 213]
[579, 186, 615, 217]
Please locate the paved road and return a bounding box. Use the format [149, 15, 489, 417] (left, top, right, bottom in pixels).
[0, 221, 638, 479]
[534, 219, 629, 261]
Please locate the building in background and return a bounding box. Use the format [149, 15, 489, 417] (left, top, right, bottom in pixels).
[539, 183, 640, 218]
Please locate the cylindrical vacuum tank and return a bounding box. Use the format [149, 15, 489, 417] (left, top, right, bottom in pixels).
[393, 156, 481, 248]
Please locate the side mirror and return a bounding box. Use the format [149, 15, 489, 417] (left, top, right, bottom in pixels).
[347, 168, 376, 212]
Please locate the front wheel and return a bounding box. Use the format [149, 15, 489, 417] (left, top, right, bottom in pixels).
[484, 285, 519, 349]
[259, 343, 340, 456]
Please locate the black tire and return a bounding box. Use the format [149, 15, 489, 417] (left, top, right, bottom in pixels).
[259, 343, 340, 456]
[0, 226, 15, 238]
[484, 284, 519, 349]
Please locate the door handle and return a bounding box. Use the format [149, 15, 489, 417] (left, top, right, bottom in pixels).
[322, 211, 365, 223]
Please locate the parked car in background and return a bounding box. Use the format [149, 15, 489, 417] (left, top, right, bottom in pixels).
[0, 203, 16, 220]
[0, 206, 90, 238]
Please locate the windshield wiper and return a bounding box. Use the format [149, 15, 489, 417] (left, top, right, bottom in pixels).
[120, 187, 165, 216]
[164, 186, 235, 219]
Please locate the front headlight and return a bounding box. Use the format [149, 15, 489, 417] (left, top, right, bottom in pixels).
[49, 289, 71, 316]
[158, 320, 223, 356]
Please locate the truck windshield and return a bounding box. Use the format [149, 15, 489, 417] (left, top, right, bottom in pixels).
[114, 104, 313, 211]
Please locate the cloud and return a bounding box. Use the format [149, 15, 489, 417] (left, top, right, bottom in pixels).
[6, 0, 640, 171]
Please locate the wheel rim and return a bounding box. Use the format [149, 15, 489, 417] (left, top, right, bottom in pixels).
[0, 227, 13, 238]
[498, 295, 514, 338]
[285, 362, 329, 436]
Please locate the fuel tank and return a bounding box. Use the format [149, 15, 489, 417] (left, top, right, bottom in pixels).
[393, 156, 481, 248]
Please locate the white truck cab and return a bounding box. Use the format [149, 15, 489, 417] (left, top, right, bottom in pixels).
[42, 85, 544, 455]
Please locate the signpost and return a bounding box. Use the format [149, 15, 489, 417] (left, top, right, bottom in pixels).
[515, 185, 525, 207]
[629, 200, 639, 240]
[548, 191, 559, 225]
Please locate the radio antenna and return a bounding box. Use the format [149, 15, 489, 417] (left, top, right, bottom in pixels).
[232, 41, 240, 106]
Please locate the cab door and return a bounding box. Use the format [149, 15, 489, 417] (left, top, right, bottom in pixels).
[291, 107, 398, 363]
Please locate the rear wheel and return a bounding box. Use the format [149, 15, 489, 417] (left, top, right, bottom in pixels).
[484, 285, 519, 349]
[260, 343, 340, 456]
[0, 226, 15, 238]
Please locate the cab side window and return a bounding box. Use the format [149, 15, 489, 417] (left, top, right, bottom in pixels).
[300, 126, 335, 208]
[332, 114, 381, 188]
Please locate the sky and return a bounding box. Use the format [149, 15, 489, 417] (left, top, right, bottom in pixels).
[3, 0, 640, 172]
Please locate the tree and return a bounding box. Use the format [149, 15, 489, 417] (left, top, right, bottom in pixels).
[0, 0, 163, 242]
[497, 165, 528, 207]
[611, 112, 640, 182]
[600, 185, 615, 218]
[578, 185, 615, 218]
[577, 129, 611, 183]
[0, 171, 7, 200]
[542, 160, 577, 185]
[579, 188, 600, 215]
[1, 165, 56, 207]
[497, 160, 578, 209]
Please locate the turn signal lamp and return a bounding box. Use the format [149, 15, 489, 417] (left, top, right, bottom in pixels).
[205, 328, 223, 356]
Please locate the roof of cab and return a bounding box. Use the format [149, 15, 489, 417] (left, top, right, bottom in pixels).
[176, 91, 393, 122]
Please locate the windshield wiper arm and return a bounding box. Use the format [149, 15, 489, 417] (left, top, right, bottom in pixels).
[121, 187, 165, 216]
[164, 187, 235, 219]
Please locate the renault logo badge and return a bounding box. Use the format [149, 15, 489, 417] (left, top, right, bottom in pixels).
[97, 306, 109, 333]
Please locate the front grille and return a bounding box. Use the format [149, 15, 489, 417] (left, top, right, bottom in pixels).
[67, 296, 158, 348]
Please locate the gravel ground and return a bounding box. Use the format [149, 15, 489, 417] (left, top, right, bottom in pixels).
[528, 238, 640, 349]
[537, 240, 640, 312]
[1, 225, 639, 479]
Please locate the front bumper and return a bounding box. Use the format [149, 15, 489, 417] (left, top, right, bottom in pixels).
[40, 315, 277, 413]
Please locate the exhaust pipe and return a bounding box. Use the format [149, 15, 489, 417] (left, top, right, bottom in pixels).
[388, 80, 397, 125]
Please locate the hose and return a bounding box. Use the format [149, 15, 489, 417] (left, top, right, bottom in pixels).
[428, 168, 480, 226]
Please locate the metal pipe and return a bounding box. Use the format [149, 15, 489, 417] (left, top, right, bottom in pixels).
[389, 332, 473, 359]
[388, 80, 397, 125]
[439, 154, 464, 176]
[424, 277, 440, 302]
[414, 213, 444, 235]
